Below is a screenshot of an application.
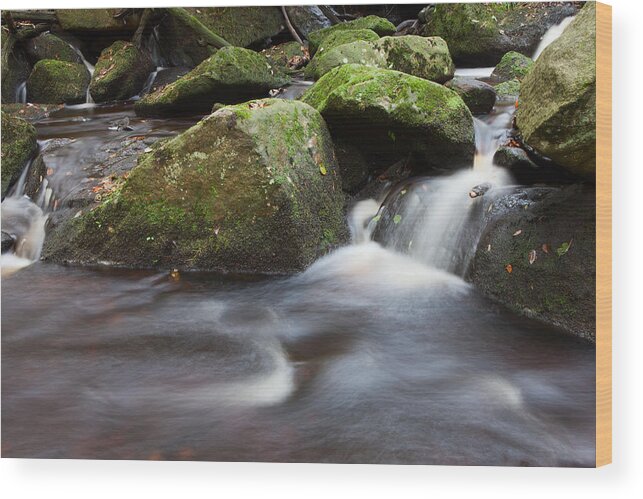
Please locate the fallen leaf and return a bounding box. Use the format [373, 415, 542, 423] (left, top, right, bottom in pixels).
[393, 214, 402, 224]
[556, 239, 573, 257]
[319, 164, 327, 175]
[505, 264, 513, 274]
[542, 243, 550, 254]
[528, 249, 537, 265]
[513, 229, 522, 236]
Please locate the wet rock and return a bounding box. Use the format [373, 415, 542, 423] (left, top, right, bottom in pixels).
[420, 2, 579, 66]
[493, 146, 572, 185]
[135, 47, 288, 117]
[308, 15, 396, 55]
[446, 77, 496, 114]
[494, 79, 521, 102]
[1, 111, 38, 195]
[157, 7, 285, 67]
[301, 64, 474, 174]
[1, 103, 64, 122]
[1, 35, 31, 104]
[1, 231, 15, 253]
[374, 36, 454, 84]
[26, 60, 90, 105]
[334, 139, 370, 194]
[304, 41, 386, 80]
[141, 67, 191, 96]
[262, 42, 309, 74]
[23, 33, 82, 64]
[43, 99, 348, 273]
[89, 41, 155, 102]
[491, 51, 534, 82]
[470, 184, 596, 341]
[516, 3, 596, 179]
[285, 6, 332, 38]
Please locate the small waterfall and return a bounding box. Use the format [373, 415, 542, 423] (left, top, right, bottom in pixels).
[365, 104, 515, 276]
[66, 42, 95, 103]
[15, 81, 27, 104]
[141, 67, 162, 96]
[146, 28, 167, 67]
[533, 16, 575, 59]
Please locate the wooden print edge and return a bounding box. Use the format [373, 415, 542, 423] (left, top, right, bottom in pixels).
[595, 1, 612, 468]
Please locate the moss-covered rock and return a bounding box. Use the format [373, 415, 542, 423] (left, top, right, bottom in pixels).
[26, 59, 90, 105]
[308, 15, 396, 55]
[262, 42, 308, 74]
[494, 78, 521, 102]
[135, 47, 288, 117]
[1, 111, 38, 195]
[492, 51, 534, 82]
[23, 33, 81, 65]
[89, 41, 155, 103]
[445, 77, 496, 114]
[43, 99, 348, 273]
[516, 3, 596, 179]
[1, 32, 31, 104]
[301, 64, 474, 173]
[421, 2, 579, 66]
[284, 6, 332, 38]
[304, 41, 386, 80]
[316, 29, 381, 56]
[56, 9, 141, 32]
[374, 36, 454, 83]
[157, 7, 285, 67]
[2, 103, 64, 122]
[469, 185, 596, 341]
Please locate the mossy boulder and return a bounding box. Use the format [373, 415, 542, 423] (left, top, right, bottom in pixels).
[301, 64, 474, 173]
[157, 7, 285, 67]
[421, 2, 579, 66]
[516, 3, 596, 179]
[494, 79, 521, 102]
[1, 111, 38, 195]
[305, 41, 386, 80]
[89, 41, 155, 102]
[56, 9, 141, 32]
[491, 51, 534, 82]
[316, 29, 380, 56]
[262, 42, 308, 74]
[284, 6, 332, 38]
[308, 15, 396, 55]
[42, 99, 348, 273]
[24, 33, 82, 64]
[374, 36, 455, 84]
[469, 185, 596, 341]
[27, 59, 90, 105]
[135, 47, 288, 117]
[445, 77, 496, 114]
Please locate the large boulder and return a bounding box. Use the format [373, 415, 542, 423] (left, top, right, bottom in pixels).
[491, 51, 534, 82]
[1, 111, 38, 195]
[308, 15, 396, 55]
[420, 2, 579, 66]
[445, 77, 496, 114]
[469, 185, 596, 341]
[56, 9, 141, 32]
[305, 41, 386, 80]
[23, 33, 82, 64]
[301, 64, 474, 173]
[374, 36, 454, 84]
[89, 41, 155, 102]
[157, 7, 285, 67]
[516, 3, 596, 179]
[26, 59, 90, 104]
[135, 47, 288, 117]
[43, 99, 348, 273]
[315, 28, 381, 56]
[285, 6, 332, 38]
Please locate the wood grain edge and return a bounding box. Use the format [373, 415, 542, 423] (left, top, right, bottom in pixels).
[595, 1, 612, 468]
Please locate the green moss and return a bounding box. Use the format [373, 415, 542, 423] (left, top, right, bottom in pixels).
[262, 41, 307, 74]
[492, 51, 534, 81]
[24, 33, 81, 64]
[316, 29, 380, 55]
[26, 59, 90, 104]
[308, 15, 396, 55]
[56, 9, 140, 31]
[1, 111, 38, 194]
[305, 41, 386, 80]
[494, 78, 520, 100]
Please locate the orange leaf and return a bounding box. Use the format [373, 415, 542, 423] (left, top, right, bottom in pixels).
[505, 264, 513, 274]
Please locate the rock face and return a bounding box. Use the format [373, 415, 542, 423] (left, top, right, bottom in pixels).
[135, 47, 288, 117]
[24, 33, 82, 64]
[43, 99, 348, 273]
[1, 37, 31, 104]
[491, 51, 534, 82]
[56, 9, 141, 32]
[516, 3, 596, 179]
[305, 41, 386, 80]
[27, 60, 90, 104]
[308, 15, 396, 55]
[494, 79, 521, 102]
[1, 112, 38, 195]
[446, 77, 496, 114]
[89, 41, 155, 102]
[470, 185, 596, 341]
[157, 7, 285, 67]
[315, 29, 381, 56]
[301, 64, 474, 173]
[421, 2, 579, 66]
[285, 6, 332, 38]
[375, 36, 454, 83]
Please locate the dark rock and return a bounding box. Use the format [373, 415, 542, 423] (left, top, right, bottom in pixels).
[1, 231, 15, 253]
[446, 77, 496, 114]
[141, 67, 191, 96]
[1, 35, 31, 104]
[285, 6, 332, 38]
[1, 111, 38, 195]
[26, 59, 90, 105]
[23, 33, 82, 65]
[469, 184, 596, 341]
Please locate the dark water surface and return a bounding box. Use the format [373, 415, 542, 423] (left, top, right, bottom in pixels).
[2, 243, 595, 465]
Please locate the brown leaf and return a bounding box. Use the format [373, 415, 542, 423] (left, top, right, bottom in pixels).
[505, 264, 513, 274]
[542, 243, 550, 254]
[528, 249, 537, 265]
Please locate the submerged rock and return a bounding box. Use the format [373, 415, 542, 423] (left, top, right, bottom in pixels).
[421, 2, 579, 66]
[43, 99, 348, 273]
[445, 77, 496, 114]
[470, 185, 596, 341]
[491, 51, 534, 82]
[89, 41, 155, 102]
[516, 2, 596, 179]
[27, 59, 90, 105]
[308, 15, 396, 55]
[135, 47, 288, 117]
[1, 111, 38, 195]
[301, 64, 474, 173]
[305, 41, 386, 79]
[24, 33, 82, 65]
